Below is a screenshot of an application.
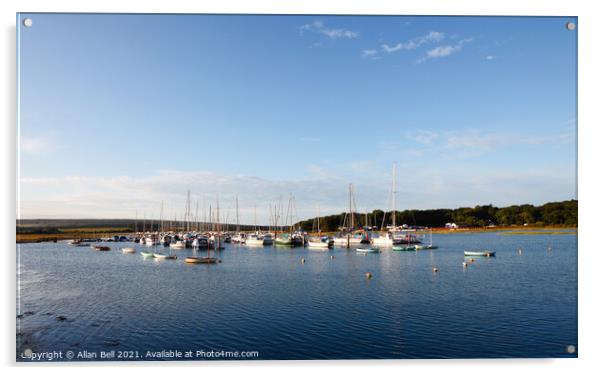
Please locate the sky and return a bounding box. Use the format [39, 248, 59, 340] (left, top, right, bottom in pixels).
[17, 14, 577, 224]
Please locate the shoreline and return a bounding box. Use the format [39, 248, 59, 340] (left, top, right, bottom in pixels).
[16, 225, 577, 244]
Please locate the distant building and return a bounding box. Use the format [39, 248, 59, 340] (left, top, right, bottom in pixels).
[445, 222, 458, 229]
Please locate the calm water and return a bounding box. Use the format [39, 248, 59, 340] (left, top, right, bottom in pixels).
[16, 231, 577, 360]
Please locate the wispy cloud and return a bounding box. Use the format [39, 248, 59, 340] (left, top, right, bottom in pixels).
[299, 20, 359, 40]
[405, 129, 439, 145]
[20, 136, 57, 154]
[443, 130, 573, 157]
[361, 49, 379, 59]
[400, 128, 573, 159]
[485, 55, 496, 60]
[417, 37, 474, 63]
[381, 31, 445, 54]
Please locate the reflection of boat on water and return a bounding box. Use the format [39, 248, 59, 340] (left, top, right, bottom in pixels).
[464, 251, 495, 257]
[92, 245, 110, 251]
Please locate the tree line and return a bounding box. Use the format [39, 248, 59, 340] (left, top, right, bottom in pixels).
[294, 200, 577, 232]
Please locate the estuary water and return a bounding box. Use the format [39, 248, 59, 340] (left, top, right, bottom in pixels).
[16, 231, 577, 360]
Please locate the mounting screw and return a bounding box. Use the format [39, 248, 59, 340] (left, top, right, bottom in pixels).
[566, 22, 576, 31]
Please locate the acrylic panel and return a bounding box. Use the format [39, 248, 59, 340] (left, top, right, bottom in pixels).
[16, 13, 577, 362]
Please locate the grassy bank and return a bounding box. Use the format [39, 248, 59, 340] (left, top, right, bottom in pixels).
[17, 227, 131, 243]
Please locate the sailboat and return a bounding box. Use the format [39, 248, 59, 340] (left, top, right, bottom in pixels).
[372, 162, 398, 247]
[415, 228, 438, 250]
[245, 205, 264, 246]
[231, 196, 246, 244]
[332, 184, 365, 248]
[153, 201, 177, 260]
[425, 228, 438, 249]
[307, 205, 333, 248]
[185, 202, 219, 264]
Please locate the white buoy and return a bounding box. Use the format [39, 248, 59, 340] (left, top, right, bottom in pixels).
[301, 258, 305, 264]
[462, 262, 468, 268]
[330, 255, 335, 260]
[365, 272, 372, 279]
[432, 267, 439, 273]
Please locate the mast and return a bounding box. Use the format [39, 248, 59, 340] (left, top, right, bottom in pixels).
[349, 183, 354, 230]
[392, 162, 397, 228]
[317, 205, 321, 235]
[195, 200, 199, 232]
[160, 200, 164, 233]
[235, 195, 240, 232]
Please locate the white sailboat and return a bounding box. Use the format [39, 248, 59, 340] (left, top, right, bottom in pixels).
[307, 205, 333, 248]
[372, 162, 397, 247]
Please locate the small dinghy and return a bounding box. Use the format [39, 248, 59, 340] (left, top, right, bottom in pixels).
[121, 247, 136, 254]
[93, 245, 110, 251]
[140, 251, 155, 258]
[356, 247, 379, 253]
[464, 250, 496, 257]
[154, 252, 177, 260]
[185, 256, 218, 264]
[392, 245, 416, 251]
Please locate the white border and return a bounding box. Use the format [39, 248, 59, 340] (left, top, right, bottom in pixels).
[2, 1, 600, 374]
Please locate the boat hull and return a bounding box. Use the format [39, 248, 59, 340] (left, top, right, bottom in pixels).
[185, 257, 218, 264]
[356, 248, 379, 253]
[464, 251, 495, 257]
[154, 253, 177, 260]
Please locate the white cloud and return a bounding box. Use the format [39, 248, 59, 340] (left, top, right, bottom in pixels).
[299, 20, 359, 40]
[485, 55, 496, 60]
[381, 31, 445, 54]
[417, 37, 473, 63]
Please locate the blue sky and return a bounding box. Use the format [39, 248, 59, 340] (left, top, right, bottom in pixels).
[17, 14, 577, 223]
